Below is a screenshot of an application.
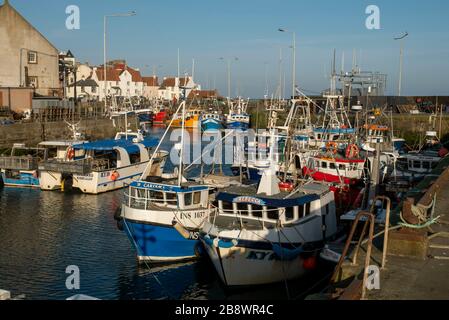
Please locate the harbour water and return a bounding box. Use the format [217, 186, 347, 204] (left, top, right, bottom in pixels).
[0, 127, 332, 300]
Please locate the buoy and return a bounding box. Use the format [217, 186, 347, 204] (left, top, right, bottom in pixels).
[438, 148, 449, 158]
[67, 148, 75, 160]
[303, 256, 317, 270]
[345, 144, 360, 159]
[111, 171, 120, 181]
[326, 142, 338, 154]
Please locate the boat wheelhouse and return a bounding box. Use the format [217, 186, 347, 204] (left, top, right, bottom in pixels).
[38, 140, 88, 191]
[70, 137, 167, 194]
[200, 113, 224, 132]
[120, 179, 214, 262]
[303, 155, 366, 185]
[309, 127, 356, 149]
[200, 169, 337, 286]
[393, 153, 441, 181]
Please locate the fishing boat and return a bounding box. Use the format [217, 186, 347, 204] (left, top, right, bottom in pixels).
[39, 130, 168, 194]
[0, 144, 42, 188]
[200, 112, 224, 132]
[226, 98, 250, 131]
[153, 108, 169, 127]
[230, 99, 311, 182]
[200, 166, 338, 286]
[118, 100, 214, 262]
[71, 134, 167, 194]
[171, 109, 202, 128]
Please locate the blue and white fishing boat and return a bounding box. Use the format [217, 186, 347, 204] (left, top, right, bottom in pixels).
[68, 134, 167, 194]
[121, 178, 213, 262]
[119, 100, 214, 263]
[226, 98, 250, 131]
[0, 144, 42, 188]
[200, 167, 338, 286]
[200, 112, 224, 132]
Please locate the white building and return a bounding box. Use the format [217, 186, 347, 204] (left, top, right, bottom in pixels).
[142, 76, 159, 99]
[65, 61, 146, 101]
[158, 76, 199, 101]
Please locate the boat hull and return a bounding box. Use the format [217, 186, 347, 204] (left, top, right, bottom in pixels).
[39, 171, 63, 191]
[302, 167, 359, 185]
[124, 220, 199, 262]
[201, 119, 223, 132]
[201, 238, 310, 286]
[226, 121, 249, 131]
[172, 116, 200, 128]
[121, 204, 212, 262]
[0, 171, 40, 188]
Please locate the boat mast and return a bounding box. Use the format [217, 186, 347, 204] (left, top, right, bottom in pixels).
[178, 90, 187, 186]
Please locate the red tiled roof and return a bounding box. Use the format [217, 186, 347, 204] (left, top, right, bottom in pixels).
[142, 76, 159, 87]
[125, 67, 143, 82]
[160, 77, 190, 88]
[96, 67, 121, 81]
[188, 90, 220, 99]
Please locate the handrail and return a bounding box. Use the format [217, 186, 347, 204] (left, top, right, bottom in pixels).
[330, 211, 375, 300]
[370, 196, 391, 269]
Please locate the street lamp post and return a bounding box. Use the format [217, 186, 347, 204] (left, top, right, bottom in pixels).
[279, 28, 296, 99]
[394, 32, 409, 97]
[103, 11, 136, 113]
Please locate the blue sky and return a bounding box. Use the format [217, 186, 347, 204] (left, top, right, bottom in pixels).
[8, 0, 449, 97]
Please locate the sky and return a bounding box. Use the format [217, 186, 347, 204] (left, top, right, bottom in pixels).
[7, 0, 449, 97]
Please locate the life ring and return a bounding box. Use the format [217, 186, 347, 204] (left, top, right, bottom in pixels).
[345, 144, 360, 159]
[67, 148, 75, 160]
[111, 171, 120, 181]
[326, 142, 338, 154]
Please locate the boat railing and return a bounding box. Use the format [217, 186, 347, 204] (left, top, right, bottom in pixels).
[124, 187, 178, 211]
[0, 156, 39, 171]
[39, 158, 94, 175]
[212, 206, 286, 229]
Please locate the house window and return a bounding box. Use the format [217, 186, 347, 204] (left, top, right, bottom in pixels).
[28, 51, 38, 64]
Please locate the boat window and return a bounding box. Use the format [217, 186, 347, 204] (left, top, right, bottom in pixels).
[285, 207, 294, 221]
[298, 205, 304, 218]
[321, 162, 328, 169]
[267, 207, 279, 220]
[237, 203, 249, 216]
[166, 192, 177, 203]
[422, 162, 431, 170]
[413, 161, 421, 169]
[339, 164, 346, 171]
[184, 193, 193, 206]
[222, 201, 234, 213]
[136, 188, 146, 199]
[130, 153, 141, 164]
[193, 192, 201, 205]
[252, 204, 263, 218]
[305, 203, 311, 216]
[150, 190, 164, 201]
[330, 163, 336, 170]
